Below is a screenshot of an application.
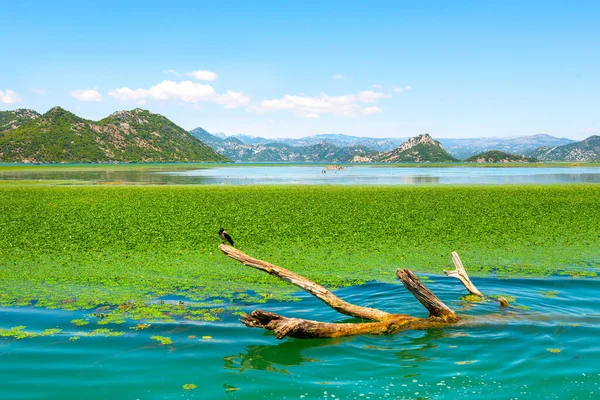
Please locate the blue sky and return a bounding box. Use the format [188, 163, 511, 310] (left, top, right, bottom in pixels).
[1, 1, 598, 139]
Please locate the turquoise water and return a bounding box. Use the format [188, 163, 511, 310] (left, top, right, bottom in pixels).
[1, 277, 599, 399]
[1, 164, 600, 185]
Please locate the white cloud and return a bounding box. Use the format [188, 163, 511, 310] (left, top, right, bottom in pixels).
[362, 106, 382, 115]
[147, 80, 215, 102]
[32, 88, 47, 95]
[250, 90, 391, 118]
[333, 74, 345, 80]
[394, 85, 412, 93]
[358, 90, 391, 103]
[108, 80, 248, 110]
[0, 89, 21, 104]
[71, 89, 103, 102]
[108, 87, 149, 104]
[217, 90, 250, 109]
[187, 70, 218, 81]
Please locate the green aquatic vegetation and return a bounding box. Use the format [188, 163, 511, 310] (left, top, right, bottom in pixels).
[541, 290, 559, 298]
[460, 294, 485, 303]
[0, 184, 598, 323]
[69, 336, 80, 341]
[77, 329, 125, 337]
[0, 326, 62, 339]
[183, 384, 197, 390]
[151, 335, 173, 345]
[547, 348, 561, 354]
[131, 323, 151, 330]
[71, 319, 88, 326]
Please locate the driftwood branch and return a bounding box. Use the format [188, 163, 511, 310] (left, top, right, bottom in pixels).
[220, 244, 462, 339]
[445, 252, 509, 307]
[397, 269, 458, 322]
[219, 244, 389, 321]
[445, 252, 484, 296]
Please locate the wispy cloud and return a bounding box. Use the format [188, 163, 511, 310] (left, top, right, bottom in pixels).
[108, 80, 248, 109]
[250, 90, 391, 118]
[393, 85, 412, 93]
[358, 90, 391, 103]
[71, 89, 103, 102]
[163, 69, 182, 77]
[333, 74, 345, 80]
[0, 89, 21, 104]
[187, 70, 218, 81]
[361, 106, 381, 115]
[32, 88, 47, 95]
[582, 127, 598, 134]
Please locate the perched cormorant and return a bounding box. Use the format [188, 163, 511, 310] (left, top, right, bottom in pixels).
[219, 228, 234, 246]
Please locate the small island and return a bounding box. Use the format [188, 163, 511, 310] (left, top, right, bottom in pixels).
[464, 150, 538, 163]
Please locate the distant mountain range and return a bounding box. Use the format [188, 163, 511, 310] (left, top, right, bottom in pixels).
[209, 132, 575, 158]
[190, 128, 376, 162]
[528, 135, 600, 162]
[1, 106, 597, 164]
[0, 107, 229, 163]
[192, 128, 594, 163]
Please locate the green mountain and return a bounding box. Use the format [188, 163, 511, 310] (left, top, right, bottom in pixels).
[373, 134, 458, 163]
[0, 109, 41, 132]
[464, 150, 538, 163]
[0, 107, 229, 163]
[528, 135, 600, 162]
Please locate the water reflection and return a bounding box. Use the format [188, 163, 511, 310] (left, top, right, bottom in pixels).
[223, 337, 349, 374]
[1, 164, 600, 185]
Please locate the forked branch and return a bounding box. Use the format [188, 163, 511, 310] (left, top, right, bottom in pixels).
[219, 244, 460, 339]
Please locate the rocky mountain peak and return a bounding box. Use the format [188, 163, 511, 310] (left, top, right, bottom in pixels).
[396, 133, 437, 151]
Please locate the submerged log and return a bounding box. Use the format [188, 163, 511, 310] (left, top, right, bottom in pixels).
[240, 310, 456, 339]
[219, 244, 460, 339]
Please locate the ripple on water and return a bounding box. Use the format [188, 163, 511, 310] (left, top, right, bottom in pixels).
[0, 277, 599, 399]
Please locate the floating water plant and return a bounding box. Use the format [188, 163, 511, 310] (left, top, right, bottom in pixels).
[151, 335, 173, 345]
[0, 184, 598, 323]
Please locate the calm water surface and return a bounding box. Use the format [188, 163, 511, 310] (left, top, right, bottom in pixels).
[1, 164, 600, 185]
[1, 277, 599, 399]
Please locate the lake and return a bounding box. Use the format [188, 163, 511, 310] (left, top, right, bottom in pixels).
[1, 164, 599, 399]
[1, 277, 598, 399]
[1, 164, 600, 185]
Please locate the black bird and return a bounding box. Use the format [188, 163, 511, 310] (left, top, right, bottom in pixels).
[219, 228, 234, 246]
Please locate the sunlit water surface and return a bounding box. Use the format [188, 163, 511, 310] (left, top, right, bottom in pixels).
[1, 164, 600, 185]
[1, 277, 599, 399]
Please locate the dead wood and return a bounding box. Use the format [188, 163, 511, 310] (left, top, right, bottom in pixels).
[445, 252, 509, 307]
[219, 244, 463, 339]
[219, 244, 389, 321]
[396, 269, 458, 322]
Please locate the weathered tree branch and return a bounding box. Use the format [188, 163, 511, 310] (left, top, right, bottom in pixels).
[220, 244, 465, 339]
[396, 269, 459, 322]
[241, 310, 458, 339]
[444, 252, 509, 307]
[219, 244, 389, 321]
[445, 252, 484, 296]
